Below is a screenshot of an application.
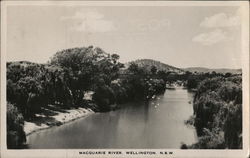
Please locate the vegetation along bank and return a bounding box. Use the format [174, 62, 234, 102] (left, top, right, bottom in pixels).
[7, 45, 242, 149]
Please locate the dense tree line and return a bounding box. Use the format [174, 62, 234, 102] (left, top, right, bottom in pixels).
[7, 46, 167, 148]
[7, 45, 242, 149]
[7, 103, 26, 149]
[185, 75, 242, 149]
[184, 71, 236, 90]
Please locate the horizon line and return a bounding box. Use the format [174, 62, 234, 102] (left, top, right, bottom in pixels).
[6, 59, 242, 70]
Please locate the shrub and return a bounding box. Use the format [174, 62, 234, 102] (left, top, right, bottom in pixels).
[7, 103, 26, 149]
[188, 76, 242, 149]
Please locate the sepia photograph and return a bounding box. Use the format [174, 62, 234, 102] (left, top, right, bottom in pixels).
[1, 1, 249, 158]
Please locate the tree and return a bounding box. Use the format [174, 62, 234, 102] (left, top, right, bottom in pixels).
[157, 70, 168, 82]
[225, 72, 232, 78]
[189, 76, 242, 149]
[128, 63, 140, 74]
[186, 75, 199, 89]
[7, 103, 26, 149]
[150, 66, 157, 75]
[111, 54, 120, 64]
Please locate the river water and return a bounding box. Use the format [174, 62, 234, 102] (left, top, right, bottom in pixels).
[27, 88, 197, 149]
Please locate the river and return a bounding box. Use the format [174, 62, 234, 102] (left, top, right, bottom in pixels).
[27, 88, 197, 149]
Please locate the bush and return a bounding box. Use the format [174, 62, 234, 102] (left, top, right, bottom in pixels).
[93, 84, 115, 111]
[189, 76, 242, 149]
[7, 103, 26, 149]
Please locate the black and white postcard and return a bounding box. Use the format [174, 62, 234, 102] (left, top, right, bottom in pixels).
[1, 1, 249, 158]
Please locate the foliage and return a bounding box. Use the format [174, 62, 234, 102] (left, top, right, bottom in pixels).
[125, 63, 166, 100]
[92, 81, 115, 111]
[49, 46, 124, 106]
[188, 128, 225, 149]
[7, 46, 167, 117]
[7, 46, 242, 150]
[130, 59, 183, 73]
[7, 103, 26, 149]
[189, 76, 242, 149]
[186, 75, 200, 89]
[7, 62, 48, 119]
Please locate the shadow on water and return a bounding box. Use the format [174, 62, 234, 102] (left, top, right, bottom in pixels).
[26, 89, 198, 149]
[144, 100, 150, 123]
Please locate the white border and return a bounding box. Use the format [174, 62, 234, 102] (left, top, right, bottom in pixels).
[1, 1, 249, 158]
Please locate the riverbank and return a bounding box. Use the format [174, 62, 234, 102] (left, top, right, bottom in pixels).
[24, 105, 94, 136]
[26, 89, 198, 149]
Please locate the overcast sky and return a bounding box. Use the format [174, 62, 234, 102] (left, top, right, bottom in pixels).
[6, 5, 242, 69]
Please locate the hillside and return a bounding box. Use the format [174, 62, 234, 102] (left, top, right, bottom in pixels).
[127, 59, 184, 73]
[126, 59, 241, 74]
[184, 67, 242, 74]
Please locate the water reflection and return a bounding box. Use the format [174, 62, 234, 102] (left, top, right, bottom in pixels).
[27, 89, 197, 149]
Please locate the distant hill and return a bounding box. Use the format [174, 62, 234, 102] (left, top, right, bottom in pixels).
[9, 60, 241, 75]
[127, 59, 184, 73]
[7, 61, 43, 67]
[126, 59, 241, 74]
[184, 67, 242, 74]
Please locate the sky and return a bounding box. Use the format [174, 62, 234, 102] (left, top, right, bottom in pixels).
[6, 5, 242, 69]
